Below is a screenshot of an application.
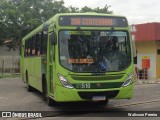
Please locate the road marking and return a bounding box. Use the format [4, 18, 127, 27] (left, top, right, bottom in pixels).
[108, 99, 160, 109]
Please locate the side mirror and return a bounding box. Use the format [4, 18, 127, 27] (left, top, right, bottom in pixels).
[50, 32, 57, 45]
[132, 36, 137, 64]
[132, 35, 136, 57]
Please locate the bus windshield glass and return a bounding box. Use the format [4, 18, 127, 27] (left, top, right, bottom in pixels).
[59, 30, 131, 72]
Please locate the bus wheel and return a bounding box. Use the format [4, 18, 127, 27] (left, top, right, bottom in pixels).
[26, 71, 33, 92]
[42, 79, 47, 101]
[42, 76, 58, 106]
[47, 96, 58, 106]
[47, 96, 53, 106]
[43, 83, 56, 106]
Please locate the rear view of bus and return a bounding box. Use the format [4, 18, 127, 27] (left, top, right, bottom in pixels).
[22, 13, 134, 105]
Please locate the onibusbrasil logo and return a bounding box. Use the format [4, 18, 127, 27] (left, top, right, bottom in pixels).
[1, 112, 42, 118]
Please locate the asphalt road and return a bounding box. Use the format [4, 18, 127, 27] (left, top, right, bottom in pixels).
[0, 77, 160, 120]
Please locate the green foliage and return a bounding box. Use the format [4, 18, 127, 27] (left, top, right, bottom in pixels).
[0, 0, 113, 50]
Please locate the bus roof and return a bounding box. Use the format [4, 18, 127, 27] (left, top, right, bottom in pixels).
[55, 12, 125, 17]
[22, 13, 127, 43]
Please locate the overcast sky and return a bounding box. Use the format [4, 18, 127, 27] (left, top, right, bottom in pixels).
[63, 0, 160, 24]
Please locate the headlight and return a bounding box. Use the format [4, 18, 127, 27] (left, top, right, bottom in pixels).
[122, 74, 133, 87]
[58, 74, 74, 89]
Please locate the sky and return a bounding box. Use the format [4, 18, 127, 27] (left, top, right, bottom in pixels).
[63, 0, 160, 24]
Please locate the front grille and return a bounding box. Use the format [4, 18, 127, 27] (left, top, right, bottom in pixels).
[72, 82, 123, 89]
[71, 75, 124, 81]
[78, 90, 119, 99]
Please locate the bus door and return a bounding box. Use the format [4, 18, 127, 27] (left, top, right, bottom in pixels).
[48, 32, 56, 95]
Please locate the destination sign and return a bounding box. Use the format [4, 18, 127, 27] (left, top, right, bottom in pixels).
[59, 16, 128, 27]
[70, 18, 113, 26]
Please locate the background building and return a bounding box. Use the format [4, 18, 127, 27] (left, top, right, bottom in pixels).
[0, 43, 20, 74]
[132, 22, 160, 80]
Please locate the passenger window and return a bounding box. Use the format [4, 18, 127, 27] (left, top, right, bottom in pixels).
[32, 36, 36, 56]
[25, 41, 28, 56]
[41, 31, 48, 55]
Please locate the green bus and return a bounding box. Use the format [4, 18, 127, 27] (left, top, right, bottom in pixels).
[21, 13, 135, 106]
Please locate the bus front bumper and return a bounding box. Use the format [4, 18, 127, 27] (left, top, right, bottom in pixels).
[54, 83, 134, 102]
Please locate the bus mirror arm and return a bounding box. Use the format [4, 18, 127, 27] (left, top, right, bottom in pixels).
[50, 32, 57, 45]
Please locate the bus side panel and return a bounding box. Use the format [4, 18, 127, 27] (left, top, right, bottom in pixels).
[24, 57, 43, 92]
[21, 44, 25, 82]
[21, 57, 25, 82]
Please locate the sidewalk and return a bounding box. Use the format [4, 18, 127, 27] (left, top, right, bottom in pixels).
[135, 79, 160, 85]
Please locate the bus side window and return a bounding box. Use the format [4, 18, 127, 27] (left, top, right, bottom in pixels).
[36, 33, 41, 56]
[41, 31, 48, 55]
[35, 33, 40, 56]
[31, 36, 36, 56]
[28, 38, 32, 56]
[25, 41, 28, 56]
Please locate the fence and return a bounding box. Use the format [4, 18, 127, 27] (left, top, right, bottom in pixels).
[0, 56, 20, 75]
[135, 67, 149, 80]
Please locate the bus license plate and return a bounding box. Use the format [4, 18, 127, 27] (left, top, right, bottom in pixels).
[92, 96, 106, 101]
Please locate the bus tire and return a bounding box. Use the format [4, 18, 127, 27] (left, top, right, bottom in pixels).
[47, 96, 58, 106]
[42, 75, 58, 106]
[47, 96, 53, 106]
[42, 76, 47, 101]
[26, 71, 33, 92]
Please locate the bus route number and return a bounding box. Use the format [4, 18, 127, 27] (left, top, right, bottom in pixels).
[81, 83, 91, 89]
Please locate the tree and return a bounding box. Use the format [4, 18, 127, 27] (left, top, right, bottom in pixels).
[0, 0, 68, 51]
[81, 4, 113, 13]
[0, 0, 113, 52]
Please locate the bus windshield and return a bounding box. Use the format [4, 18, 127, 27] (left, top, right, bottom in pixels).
[59, 30, 131, 72]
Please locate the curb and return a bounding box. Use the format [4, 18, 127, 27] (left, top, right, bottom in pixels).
[135, 80, 160, 85]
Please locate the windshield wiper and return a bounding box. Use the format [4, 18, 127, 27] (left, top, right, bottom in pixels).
[76, 27, 90, 43]
[106, 27, 114, 42]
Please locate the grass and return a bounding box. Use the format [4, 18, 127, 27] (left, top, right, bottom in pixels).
[0, 73, 21, 78]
